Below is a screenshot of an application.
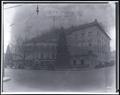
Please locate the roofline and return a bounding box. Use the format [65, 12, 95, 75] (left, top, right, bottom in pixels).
[25, 19, 111, 44]
[65, 19, 111, 40]
[95, 22, 111, 40]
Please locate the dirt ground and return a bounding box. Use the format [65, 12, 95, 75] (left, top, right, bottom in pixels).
[2, 65, 116, 93]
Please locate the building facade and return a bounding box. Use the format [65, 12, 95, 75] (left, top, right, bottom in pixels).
[6, 19, 111, 69]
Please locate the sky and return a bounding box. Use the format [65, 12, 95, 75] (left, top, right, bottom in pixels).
[3, 2, 116, 53]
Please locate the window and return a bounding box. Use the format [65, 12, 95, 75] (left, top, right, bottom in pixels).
[52, 53, 56, 59]
[88, 31, 92, 36]
[97, 31, 99, 35]
[89, 43, 92, 46]
[81, 32, 84, 36]
[39, 53, 41, 59]
[49, 53, 52, 59]
[46, 53, 49, 59]
[73, 59, 77, 65]
[81, 59, 84, 65]
[41, 53, 44, 59]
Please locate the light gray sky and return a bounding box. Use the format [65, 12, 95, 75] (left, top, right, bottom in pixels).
[4, 3, 116, 53]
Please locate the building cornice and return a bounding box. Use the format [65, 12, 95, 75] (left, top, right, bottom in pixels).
[25, 19, 111, 44]
[66, 19, 111, 40]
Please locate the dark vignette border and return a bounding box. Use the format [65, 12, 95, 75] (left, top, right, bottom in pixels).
[1, 0, 119, 94]
[3, 1, 109, 4]
[115, 1, 119, 93]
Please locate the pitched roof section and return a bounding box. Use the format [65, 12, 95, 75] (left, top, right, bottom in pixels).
[25, 19, 111, 44]
[94, 20, 111, 40]
[65, 19, 111, 40]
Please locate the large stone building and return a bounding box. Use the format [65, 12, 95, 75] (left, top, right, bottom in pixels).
[5, 19, 111, 69]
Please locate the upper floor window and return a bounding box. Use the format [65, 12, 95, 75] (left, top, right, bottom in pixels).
[97, 31, 99, 35]
[41, 53, 44, 59]
[88, 31, 92, 36]
[81, 32, 85, 36]
[46, 53, 49, 59]
[52, 53, 56, 59]
[89, 43, 92, 47]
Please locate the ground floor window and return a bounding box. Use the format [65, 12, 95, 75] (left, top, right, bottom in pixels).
[81, 59, 84, 65]
[73, 59, 77, 65]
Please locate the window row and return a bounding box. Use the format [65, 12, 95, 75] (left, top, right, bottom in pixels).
[36, 53, 56, 59]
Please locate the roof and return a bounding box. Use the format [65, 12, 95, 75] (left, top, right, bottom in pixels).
[25, 29, 59, 44]
[65, 19, 111, 40]
[25, 19, 111, 44]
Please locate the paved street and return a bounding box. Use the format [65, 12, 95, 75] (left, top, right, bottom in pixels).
[3, 65, 115, 93]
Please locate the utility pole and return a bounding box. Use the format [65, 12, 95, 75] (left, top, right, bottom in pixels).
[36, 5, 39, 15]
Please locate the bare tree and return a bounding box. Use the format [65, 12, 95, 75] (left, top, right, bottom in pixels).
[14, 37, 28, 69]
[4, 45, 13, 68]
